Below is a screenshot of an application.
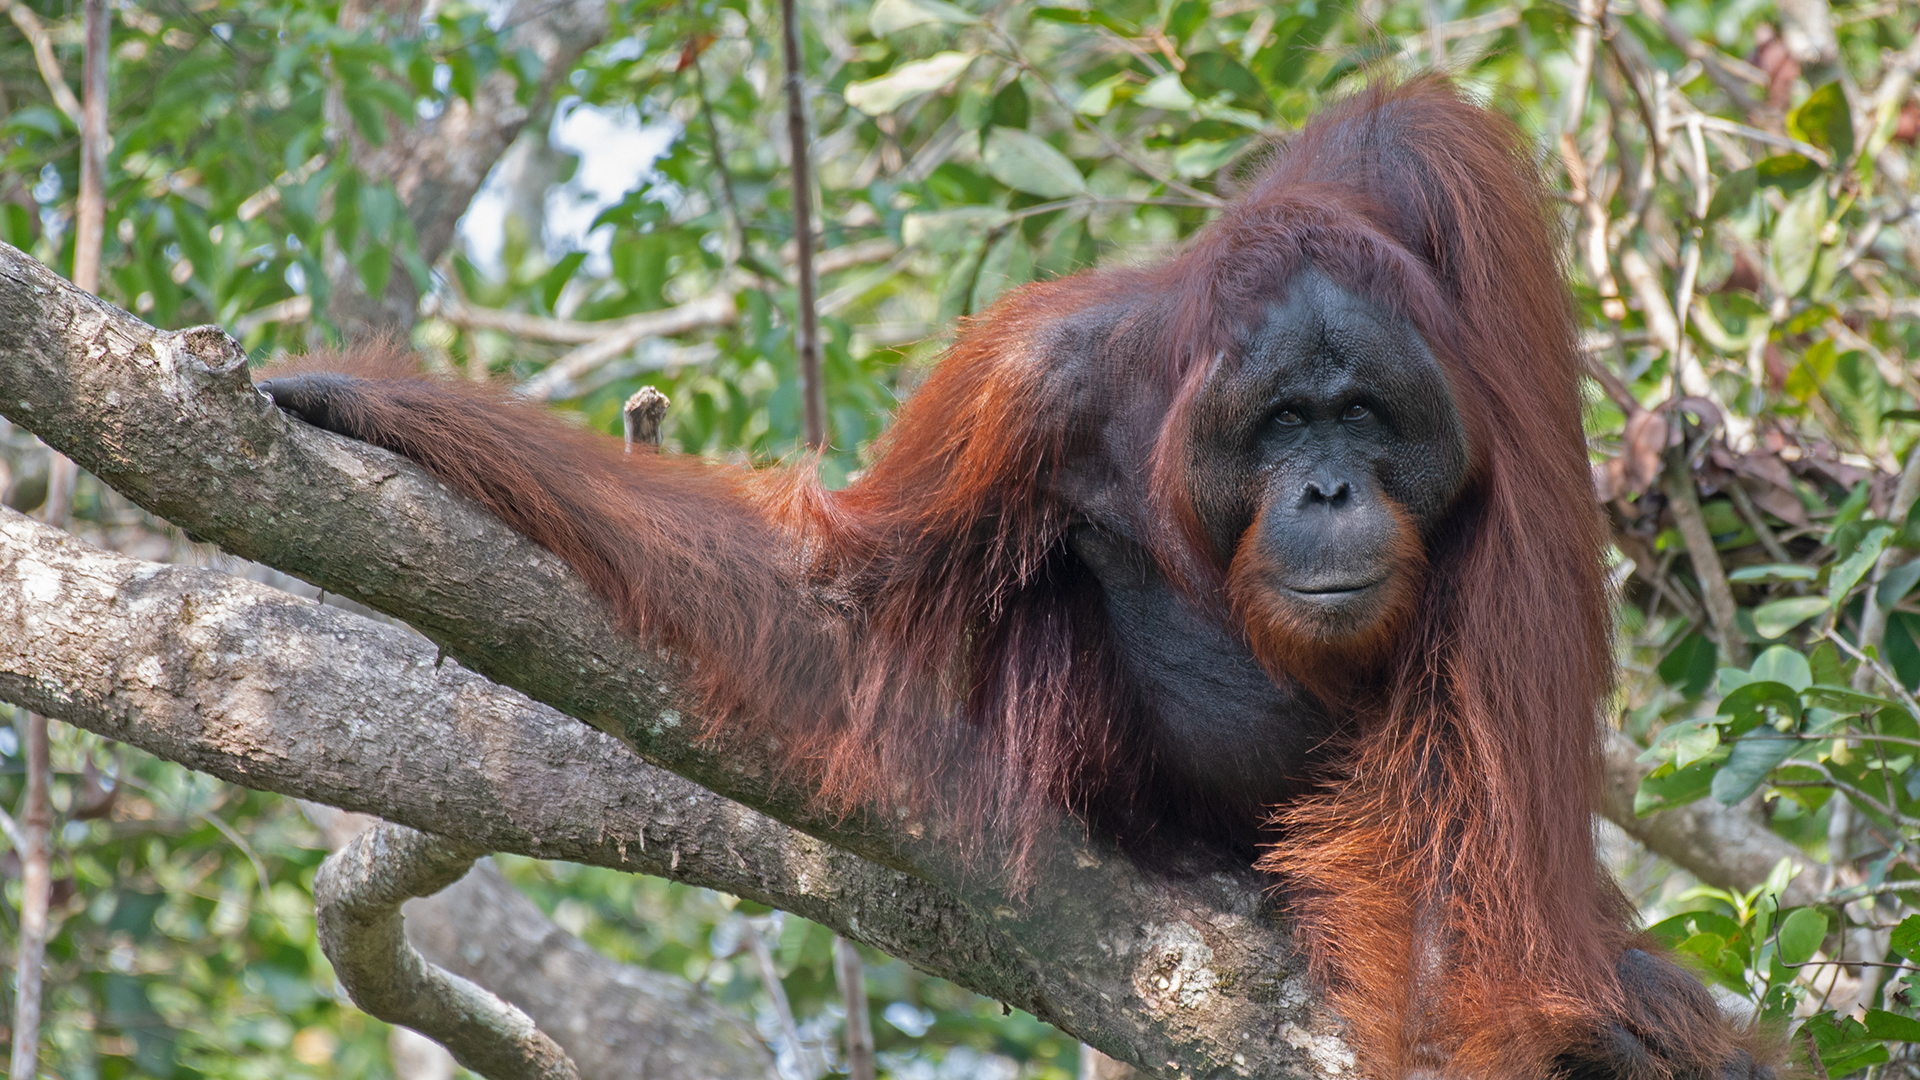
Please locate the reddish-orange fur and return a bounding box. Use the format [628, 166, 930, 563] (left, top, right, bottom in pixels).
[269, 78, 1766, 1079]
[1228, 496, 1427, 705]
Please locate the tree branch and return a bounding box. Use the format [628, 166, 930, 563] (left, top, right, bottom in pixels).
[1598, 731, 1819, 907]
[0, 0, 84, 124]
[315, 823, 579, 1080]
[0, 243, 1349, 1078]
[304, 801, 778, 1080]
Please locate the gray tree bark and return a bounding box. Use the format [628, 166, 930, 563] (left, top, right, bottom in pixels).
[305, 804, 778, 1080]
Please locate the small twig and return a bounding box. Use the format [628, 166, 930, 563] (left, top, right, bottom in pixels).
[8, 706, 51, 1080]
[745, 915, 823, 1079]
[1830, 878, 1920, 902]
[314, 823, 578, 1080]
[0, 0, 84, 123]
[1630, 0, 1762, 119]
[622, 387, 669, 453]
[71, 0, 107, 297]
[1782, 958, 1920, 972]
[1725, 483, 1794, 565]
[690, 47, 752, 272]
[1826, 629, 1920, 716]
[780, 0, 826, 450]
[1663, 433, 1748, 666]
[0, 804, 27, 852]
[1394, 8, 1520, 66]
[1668, 109, 1832, 166]
[836, 936, 876, 1080]
[1773, 772, 1920, 830]
[1582, 349, 1640, 413]
[1561, 0, 1603, 140]
[1864, 36, 1920, 160]
[514, 294, 740, 401]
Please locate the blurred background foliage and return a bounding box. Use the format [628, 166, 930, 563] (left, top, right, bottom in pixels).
[2, 0, 1920, 1075]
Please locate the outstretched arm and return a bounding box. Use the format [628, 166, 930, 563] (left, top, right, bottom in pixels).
[258, 345, 845, 748]
[256, 283, 1124, 858]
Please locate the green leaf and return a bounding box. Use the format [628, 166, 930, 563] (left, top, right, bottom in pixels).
[2, 104, 68, 138]
[1890, 913, 1920, 957]
[1136, 72, 1197, 111]
[1880, 561, 1920, 608]
[0, 204, 32, 250]
[1763, 855, 1803, 902]
[1752, 596, 1828, 638]
[1171, 138, 1249, 179]
[1694, 291, 1770, 351]
[1636, 759, 1719, 815]
[406, 50, 437, 94]
[344, 95, 390, 146]
[869, 0, 977, 35]
[901, 206, 1010, 252]
[970, 228, 1031, 310]
[1181, 51, 1268, 108]
[1075, 74, 1127, 117]
[1865, 1009, 1920, 1042]
[1705, 166, 1757, 221]
[843, 52, 975, 116]
[1832, 525, 1895, 606]
[447, 50, 479, 103]
[1657, 633, 1719, 697]
[1769, 182, 1828, 297]
[1727, 563, 1818, 583]
[1712, 730, 1801, 804]
[1785, 336, 1841, 402]
[1896, 500, 1920, 549]
[361, 78, 416, 121]
[981, 127, 1085, 198]
[1776, 907, 1828, 965]
[990, 79, 1029, 129]
[356, 244, 392, 298]
[1751, 646, 1815, 691]
[1755, 153, 1822, 192]
[1646, 909, 1745, 947]
[1030, 7, 1136, 34]
[332, 171, 362, 251]
[1802, 1014, 1890, 1076]
[1804, 684, 1897, 711]
[1165, 0, 1206, 43]
[1810, 641, 1846, 686]
[1666, 722, 1722, 770]
[1788, 82, 1855, 164]
[1718, 682, 1803, 730]
[1825, 1045, 1892, 1077]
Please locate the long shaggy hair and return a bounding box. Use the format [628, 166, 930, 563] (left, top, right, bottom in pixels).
[268, 77, 1763, 1079]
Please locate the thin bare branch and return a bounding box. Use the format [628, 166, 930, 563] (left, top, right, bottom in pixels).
[781, 0, 826, 449]
[0, 0, 83, 123]
[315, 823, 579, 1080]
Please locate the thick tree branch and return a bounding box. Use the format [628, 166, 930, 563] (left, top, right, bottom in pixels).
[303, 804, 778, 1080]
[0, 243, 1348, 1079]
[410, 859, 778, 1079]
[315, 823, 580, 1080]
